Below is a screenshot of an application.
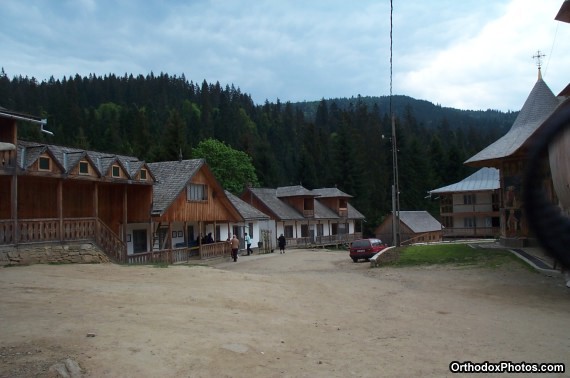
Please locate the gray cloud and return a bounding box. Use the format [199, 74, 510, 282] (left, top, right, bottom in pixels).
[1, 0, 569, 111]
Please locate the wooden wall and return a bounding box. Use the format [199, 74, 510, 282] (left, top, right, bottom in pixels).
[17, 176, 58, 218]
[155, 169, 239, 223]
[0, 177, 11, 219]
[127, 185, 153, 223]
[63, 181, 94, 218]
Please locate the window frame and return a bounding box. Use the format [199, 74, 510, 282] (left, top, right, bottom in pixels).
[38, 157, 50, 171]
[79, 161, 89, 175]
[111, 165, 120, 178]
[187, 183, 208, 202]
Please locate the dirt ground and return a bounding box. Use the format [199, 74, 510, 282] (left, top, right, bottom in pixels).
[1, 248, 570, 378]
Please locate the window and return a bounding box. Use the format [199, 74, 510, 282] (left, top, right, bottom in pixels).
[464, 218, 476, 228]
[79, 161, 89, 174]
[112, 165, 120, 177]
[187, 183, 208, 201]
[284, 225, 294, 238]
[38, 157, 50, 171]
[140, 169, 147, 180]
[248, 223, 253, 238]
[463, 194, 476, 205]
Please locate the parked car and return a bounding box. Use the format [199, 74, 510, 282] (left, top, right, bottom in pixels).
[349, 238, 387, 262]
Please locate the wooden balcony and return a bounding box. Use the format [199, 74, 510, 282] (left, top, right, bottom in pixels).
[442, 227, 499, 239]
[285, 232, 362, 248]
[302, 209, 314, 217]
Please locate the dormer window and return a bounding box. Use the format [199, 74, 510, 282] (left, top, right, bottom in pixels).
[38, 157, 50, 171]
[112, 165, 120, 177]
[140, 169, 147, 180]
[79, 161, 89, 175]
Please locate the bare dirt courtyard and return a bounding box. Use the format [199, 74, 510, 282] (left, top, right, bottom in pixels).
[1, 248, 570, 377]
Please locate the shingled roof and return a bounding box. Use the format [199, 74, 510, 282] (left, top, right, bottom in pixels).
[347, 203, 366, 220]
[225, 190, 270, 221]
[312, 187, 353, 198]
[147, 159, 203, 216]
[16, 140, 153, 180]
[276, 185, 316, 197]
[429, 167, 500, 195]
[248, 188, 305, 220]
[398, 211, 442, 233]
[465, 74, 564, 167]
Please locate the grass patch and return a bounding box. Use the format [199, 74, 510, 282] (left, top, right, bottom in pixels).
[386, 243, 533, 270]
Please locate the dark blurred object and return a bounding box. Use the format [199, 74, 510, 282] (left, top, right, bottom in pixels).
[523, 105, 570, 269]
[555, 0, 570, 23]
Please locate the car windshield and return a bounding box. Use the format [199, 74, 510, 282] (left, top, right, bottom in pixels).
[351, 240, 371, 248]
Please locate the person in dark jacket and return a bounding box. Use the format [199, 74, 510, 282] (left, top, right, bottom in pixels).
[278, 234, 286, 254]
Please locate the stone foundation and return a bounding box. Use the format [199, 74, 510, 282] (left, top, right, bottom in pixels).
[0, 242, 110, 266]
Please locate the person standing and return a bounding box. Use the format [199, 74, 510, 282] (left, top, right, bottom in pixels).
[278, 234, 286, 254]
[230, 234, 239, 262]
[244, 232, 253, 255]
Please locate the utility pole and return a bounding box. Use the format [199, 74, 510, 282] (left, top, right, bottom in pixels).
[391, 114, 401, 247]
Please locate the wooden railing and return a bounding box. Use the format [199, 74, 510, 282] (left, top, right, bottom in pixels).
[0, 221, 15, 244]
[0, 218, 97, 244]
[315, 233, 361, 245]
[127, 242, 230, 264]
[126, 246, 200, 265]
[0, 218, 126, 263]
[95, 219, 126, 263]
[442, 227, 499, 239]
[200, 241, 231, 259]
[285, 233, 363, 248]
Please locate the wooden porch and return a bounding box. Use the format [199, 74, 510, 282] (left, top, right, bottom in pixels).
[0, 218, 232, 265]
[286, 232, 362, 248]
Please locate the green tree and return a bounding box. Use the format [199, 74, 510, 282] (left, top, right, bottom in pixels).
[191, 138, 259, 194]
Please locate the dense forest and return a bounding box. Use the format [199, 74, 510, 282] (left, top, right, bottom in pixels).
[0, 70, 517, 234]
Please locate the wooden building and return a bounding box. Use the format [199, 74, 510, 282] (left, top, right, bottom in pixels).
[1, 108, 155, 263]
[375, 211, 442, 246]
[1, 108, 244, 264]
[224, 190, 274, 253]
[428, 168, 500, 239]
[240, 185, 365, 247]
[127, 159, 243, 263]
[464, 70, 569, 247]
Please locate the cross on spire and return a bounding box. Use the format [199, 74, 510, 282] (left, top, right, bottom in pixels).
[532, 50, 545, 69]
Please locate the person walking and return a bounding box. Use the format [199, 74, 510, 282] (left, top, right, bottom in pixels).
[278, 233, 286, 254]
[244, 232, 253, 255]
[230, 234, 239, 262]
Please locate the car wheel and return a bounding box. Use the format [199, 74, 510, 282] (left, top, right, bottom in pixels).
[352, 257, 358, 263]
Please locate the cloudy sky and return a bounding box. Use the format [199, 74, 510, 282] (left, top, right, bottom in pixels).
[2, 0, 569, 112]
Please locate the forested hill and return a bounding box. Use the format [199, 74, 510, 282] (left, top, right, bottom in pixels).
[1, 72, 517, 233]
[295, 95, 518, 131]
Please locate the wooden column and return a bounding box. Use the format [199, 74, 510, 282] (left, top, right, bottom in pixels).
[58, 179, 63, 241]
[11, 173, 17, 245]
[122, 185, 127, 243]
[94, 182, 99, 240]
